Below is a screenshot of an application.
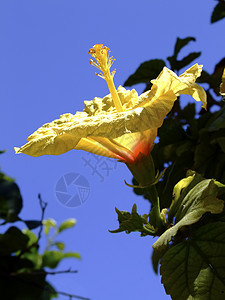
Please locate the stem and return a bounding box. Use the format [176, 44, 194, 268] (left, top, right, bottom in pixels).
[147, 184, 164, 233]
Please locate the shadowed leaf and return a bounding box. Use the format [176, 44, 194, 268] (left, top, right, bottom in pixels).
[167, 37, 198, 71]
[161, 222, 225, 299]
[211, 2, 225, 23]
[0, 177, 23, 222]
[174, 52, 201, 71]
[173, 37, 196, 58]
[0, 227, 29, 255]
[24, 220, 42, 230]
[208, 105, 225, 131]
[152, 246, 168, 274]
[124, 59, 166, 86]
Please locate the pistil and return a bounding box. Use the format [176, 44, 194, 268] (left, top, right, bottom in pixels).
[88, 44, 123, 112]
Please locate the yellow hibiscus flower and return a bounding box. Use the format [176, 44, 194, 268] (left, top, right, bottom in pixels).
[15, 44, 207, 164]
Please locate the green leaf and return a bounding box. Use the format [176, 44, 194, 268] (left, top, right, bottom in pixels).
[197, 70, 218, 90]
[157, 119, 187, 147]
[194, 133, 216, 175]
[153, 179, 224, 251]
[174, 52, 201, 71]
[160, 222, 225, 299]
[179, 103, 196, 121]
[55, 242, 65, 251]
[42, 250, 80, 269]
[0, 172, 14, 182]
[0, 177, 23, 222]
[0, 270, 57, 300]
[21, 252, 43, 270]
[176, 179, 223, 221]
[208, 105, 225, 132]
[197, 58, 225, 96]
[124, 59, 166, 86]
[24, 220, 42, 230]
[109, 204, 156, 236]
[212, 136, 225, 153]
[151, 246, 168, 275]
[211, 2, 225, 23]
[20, 230, 42, 268]
[167, 37, 197, 71]
[168, 171, 204, 221]
[173, 37, 196, 58]
[43, 218, 57, 235]
[58, 218, 76, 233]
[159, 158, 194, 209]
[0, 227, 29, 255]
[22, 229, 38, 246]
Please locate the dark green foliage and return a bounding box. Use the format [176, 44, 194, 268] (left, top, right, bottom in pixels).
[161, 222, 225, 299]
[0, 157, 83, 300]
[0, 223, 57, 300]
[197, 58, 225, 97]
[0, 227, 29, 255]
[0, 270, 57, 300]
[0, 176, 22, 222]
[24, 220, 42, 229]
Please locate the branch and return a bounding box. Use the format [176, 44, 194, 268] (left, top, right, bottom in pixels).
[9, 268, 78, 276]
[46, 268, 78, 275]
[56, 290, 90, 300]
[17, 194, 47, 258]
[37, 193, 47, 243]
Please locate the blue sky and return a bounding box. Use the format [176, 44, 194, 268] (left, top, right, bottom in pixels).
[0, 1, 224, 299]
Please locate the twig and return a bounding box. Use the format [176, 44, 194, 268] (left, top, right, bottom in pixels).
[56, 290, 90, 300]
[17, 194, 47, 258]
[37, 193, 47, 243]
[10, 268, 78, 276]
[45, 269, 78, 275]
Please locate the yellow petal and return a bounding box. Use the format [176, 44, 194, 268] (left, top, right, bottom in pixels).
[15, 113, 80, 156]
[220, 68, 225, 96]
[76, 136, 134, 161]
[136, 64, 207, 110]
[75, 128, 157, 163]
